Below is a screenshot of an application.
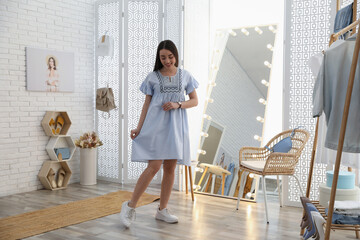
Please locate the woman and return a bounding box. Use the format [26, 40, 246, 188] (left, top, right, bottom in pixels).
[119, 40, 199, 227]
[45, 56, 59, 92]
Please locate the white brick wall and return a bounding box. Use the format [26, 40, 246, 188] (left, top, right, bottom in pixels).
[0, 0, 96, 197]
[204, 48, 265, 159]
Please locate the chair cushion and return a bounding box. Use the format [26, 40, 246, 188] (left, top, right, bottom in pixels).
[241, 160, 266, 172]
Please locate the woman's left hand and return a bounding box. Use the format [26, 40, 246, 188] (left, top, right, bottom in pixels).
[162, 102, 179, 111]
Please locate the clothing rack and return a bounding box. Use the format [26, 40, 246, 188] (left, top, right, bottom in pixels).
[300, 1, 360, 239]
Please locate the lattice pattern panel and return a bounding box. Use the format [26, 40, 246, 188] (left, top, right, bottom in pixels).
[165, 0, 182, 62]
[96, 1, 121, 180]
[342, 0, 354, 7]
[126, 0, 162, 181]
[286, 0, 332, 203]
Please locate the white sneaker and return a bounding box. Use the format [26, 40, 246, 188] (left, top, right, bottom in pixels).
[119, 200, 136, 228]
[155, 207, 178, 223]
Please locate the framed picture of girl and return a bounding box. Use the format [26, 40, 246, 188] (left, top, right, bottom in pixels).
[26, 47, 74, 92]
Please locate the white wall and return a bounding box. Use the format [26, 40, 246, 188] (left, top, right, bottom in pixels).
[204, 48, 263, 159]
[0, 0, 95, 196]
[184, 0, 210, 162]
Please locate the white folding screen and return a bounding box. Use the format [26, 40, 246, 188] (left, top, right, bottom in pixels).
[124, 0, 163, 184]
[96, 0, 183, 185]
[283, 0, 336, 206]
[96, 1, 123, 182]
[164, 0, 183, 63]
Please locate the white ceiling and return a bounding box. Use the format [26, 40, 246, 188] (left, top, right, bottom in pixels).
[225, 26, 276, 97]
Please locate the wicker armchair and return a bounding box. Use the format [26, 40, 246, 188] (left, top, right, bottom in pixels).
[235, 129, 310, 223]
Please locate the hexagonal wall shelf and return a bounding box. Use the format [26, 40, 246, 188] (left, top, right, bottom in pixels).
[41, 111, 71, 136]
[46, 136, 76, 161]
[38, 161, 72, 190]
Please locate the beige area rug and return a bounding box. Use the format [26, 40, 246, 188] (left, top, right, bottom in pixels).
[0, 190, 159, 240]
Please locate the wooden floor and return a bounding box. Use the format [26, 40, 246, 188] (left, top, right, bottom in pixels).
[0, 181, 356, 240]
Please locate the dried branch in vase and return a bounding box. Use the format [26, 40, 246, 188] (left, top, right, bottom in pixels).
[75, 131, 103, 149]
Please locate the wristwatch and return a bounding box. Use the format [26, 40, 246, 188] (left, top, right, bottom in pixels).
[177, 101, 182, 109]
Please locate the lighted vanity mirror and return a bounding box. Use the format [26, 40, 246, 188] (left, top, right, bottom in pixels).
[194, 25, 277, 201]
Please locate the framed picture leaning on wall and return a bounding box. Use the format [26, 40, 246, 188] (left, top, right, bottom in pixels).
[26, 47, 74, 92]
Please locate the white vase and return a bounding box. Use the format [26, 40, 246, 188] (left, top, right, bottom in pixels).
[80, 148, 97, 185]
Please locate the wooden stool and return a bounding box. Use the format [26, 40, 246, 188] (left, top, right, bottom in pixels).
[185, 166, 194, 201]
[198, 163, 231, 195]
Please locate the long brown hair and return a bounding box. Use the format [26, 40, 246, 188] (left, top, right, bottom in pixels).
[48, 57, 57, 70]
[153, 40, 179, 71]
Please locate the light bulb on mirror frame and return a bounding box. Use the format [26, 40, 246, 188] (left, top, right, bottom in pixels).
[195, 167, 204, 173]
[254, 26, 263, 34]
[264, 61, 272, 68]
[269, 25, 277, 33]
[261, 79, 270, 87]
[197, 149, 206, 155]
[203, 114, 212, 120]
[241, 28, 249, 36]
[200, 131, 209, 138]
[206, 98, 214, 103]
[267, 43, 274, 51]
[254, 135, 262, 141]
[259, 98, 267, 105]
[211, 64, 219, 70]
[256, 116, 264, 123]
[249, 173, 255, 178]
[228, 29, 237, 37]
[209, 81, 217, 87]
[246, 192, 252, 198]
[215, 31, 225, 38]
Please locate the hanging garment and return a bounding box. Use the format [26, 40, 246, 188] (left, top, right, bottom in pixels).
[131, 68, 199, 166]
[308, 40, 360, 167]
[308, 39, 344, 79]
[310, 211, 326, 240]
[315, 115, 360, 168]
[312, 34, 360, 153]
[96, 34, 114, 57]
[308, 52, 323, 78]
[334, 2, 353, 39]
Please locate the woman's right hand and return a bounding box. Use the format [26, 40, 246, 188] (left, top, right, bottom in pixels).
[130, 128, 140, 140]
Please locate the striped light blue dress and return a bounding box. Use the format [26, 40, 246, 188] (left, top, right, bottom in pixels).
[131, 68, 199, 166]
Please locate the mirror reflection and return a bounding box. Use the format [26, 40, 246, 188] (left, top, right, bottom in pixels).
[194, 25, 277, 201]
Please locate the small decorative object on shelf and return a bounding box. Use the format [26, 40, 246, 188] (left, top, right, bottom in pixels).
[75, 131, 103, 185]
[74, 131, 103, 149]
[41, 111, 71, 136]
[38, 161, 72, 190]
[46, 136, 76, 161]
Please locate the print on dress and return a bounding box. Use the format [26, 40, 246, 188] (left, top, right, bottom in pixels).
[156, 69, 182, 93]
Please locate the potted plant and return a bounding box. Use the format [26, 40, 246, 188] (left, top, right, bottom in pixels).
[75, 131, 103, 185]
